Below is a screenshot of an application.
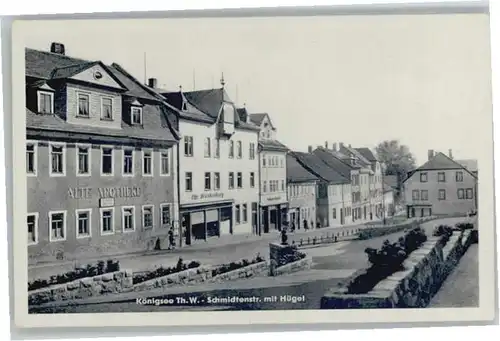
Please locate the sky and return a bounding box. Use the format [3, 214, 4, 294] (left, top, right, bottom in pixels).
[18, 13, 493, 165]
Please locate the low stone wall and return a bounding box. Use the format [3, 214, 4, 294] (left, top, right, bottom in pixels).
[28, 270, 133, 306]
[133, 266, 212, 292]
[357, 217, 437, 240]
[271, 257, 313, 276]
[209, 261, 269, 283]
[321, 229, 475, 309]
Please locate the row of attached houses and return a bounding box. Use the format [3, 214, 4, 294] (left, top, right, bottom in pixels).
[25, 42, 395, 265]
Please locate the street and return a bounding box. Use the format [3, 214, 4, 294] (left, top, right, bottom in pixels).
[28, 216, 478, 313]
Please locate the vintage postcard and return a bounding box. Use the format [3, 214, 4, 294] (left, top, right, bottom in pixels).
[7, 2, 497, 330]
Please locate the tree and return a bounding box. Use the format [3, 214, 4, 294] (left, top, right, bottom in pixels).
[375, 140, 416, 176]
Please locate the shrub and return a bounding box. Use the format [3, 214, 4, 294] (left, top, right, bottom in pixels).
[211, 254, 266, 277]
[455, 222, 474, 231]
[132, 258, 201, 285]
[347, 226, 427, 294]
[433, 225, 453, 244]
[28, 259, 120, 291]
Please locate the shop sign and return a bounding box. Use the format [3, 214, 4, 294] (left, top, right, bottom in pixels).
[100, 198, 115, 207]
[67, 186, 141, 200]
[191, 192, 224, 201]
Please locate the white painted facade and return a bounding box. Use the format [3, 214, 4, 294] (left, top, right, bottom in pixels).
[288, 182, 316, 230]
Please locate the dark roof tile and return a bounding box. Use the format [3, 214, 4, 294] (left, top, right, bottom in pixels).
[249, 113, 267, 126]
[287, 154, 319, 183]
[313, 147, 356, 178]
[355, 147, 377, 162]
[259, 139, 289, 152]
[291, 151, 349, 184]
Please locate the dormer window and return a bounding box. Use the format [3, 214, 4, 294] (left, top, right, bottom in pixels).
[131, 107, 143, 125]
[101, 97, 113, 120]
[37, 91, 54, 114]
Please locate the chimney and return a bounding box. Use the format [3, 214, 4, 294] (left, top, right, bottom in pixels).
[349, 144, 352, 148]
[332, 143, 337, 152]
[308, 145, 313, 153]
[325, 141, 329, 149]
[148, 78, 158, 88]
[448, 149, 453, 159]
[339, 142, 344, 149]
[50, 42, 65, 55]
[428, 149, 434, 160]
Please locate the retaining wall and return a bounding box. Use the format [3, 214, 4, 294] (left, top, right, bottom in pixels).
[271, 257, 313, 276]
[28, 270, 133, 306]
[209, 261, 269, 282]
[133, 266, 212, 292]
[357, 217, 437, 240]
[321, 229, 475, 309]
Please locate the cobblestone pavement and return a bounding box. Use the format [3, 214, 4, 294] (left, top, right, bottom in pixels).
[428, 243, 479, 308]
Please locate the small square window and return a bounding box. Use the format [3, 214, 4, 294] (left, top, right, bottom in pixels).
[142, 206, 154, 229]
[77, 93, 90, 117]
[131, 107, 143, 124]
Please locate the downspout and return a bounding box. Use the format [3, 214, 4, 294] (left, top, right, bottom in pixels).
[341, 182, 345, 226]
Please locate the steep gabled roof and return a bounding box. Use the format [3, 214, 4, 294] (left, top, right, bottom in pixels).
[291, 151, 349, 185]
[248, 113, 267, 126]
[418, 152, 469, 171]
[355, 147, 378, 162]
[312, 147, 356, 178]
[339, 145, 371, 166]
[182, 88, 228, 119]
[286, 154, 319, 183]
[403, 152, 477, 183]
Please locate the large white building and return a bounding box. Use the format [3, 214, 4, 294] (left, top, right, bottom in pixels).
[156, 79, 261, 245]
[247, 113, 289, 234]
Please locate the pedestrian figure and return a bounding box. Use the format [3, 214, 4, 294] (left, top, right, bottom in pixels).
[291, 221, 296, 232]
[168, 227, 175, 250]
[303, 219, 308, 230]
[281, 228, 288, 245]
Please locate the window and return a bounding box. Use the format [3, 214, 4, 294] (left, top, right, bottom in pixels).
[412, 190, 420, 200]
[214, 139, 220, 158]
[250, 172, 255, 187]
[101, 147, 113, 175]
[26, 142, 36, 175]
[229, 140, 234, 158]
[50, 143, 65, 176]
[237, 141, 242, 158]
[280, 158, 284, 168]
[101, 97, 113, 120]
[333, 208, 337, 219]
[456, 171, 464, 182]
[263, 180, 267, 193]
[131, 107, 143, 124]
[214, 172, 220, 190]
[281, 180, 285, 191]
[420, 172, 428, 182]
[160, 204, 171, 227]
[466, 188, 474, 199]
[438, 172, 446, 182]
[185, 172, 193, 191]
[457, 188, 465, 199]
[76, 209, 91, 238]
[123, 149, 134, 175]
[237, 172, 243, 188]
[160, 150, 170, 175]
[122, 206, 135, 232]
[77, 145, 90, 175]
[204, 137, 211, 158]
[38, 91, 53, 114]
[235, 205, 241, 224]
[142, 206, 154, 229]
[421, 190, 429, 201]
[229, 172, 234, 189]
[27, 213, 38, 245]
[204, 172, 211, 190]
[438, 189, 446, 200]
[242, 204, 248, 223]
[100, 208, 114, 235]
[143, 150, 153, 176]
[49, 211, 66, 241]
[77, 93, 90, 117]
[249, 143, 255, 160]
[184, 136, 194, 156]
[262, 157, 266, 167]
